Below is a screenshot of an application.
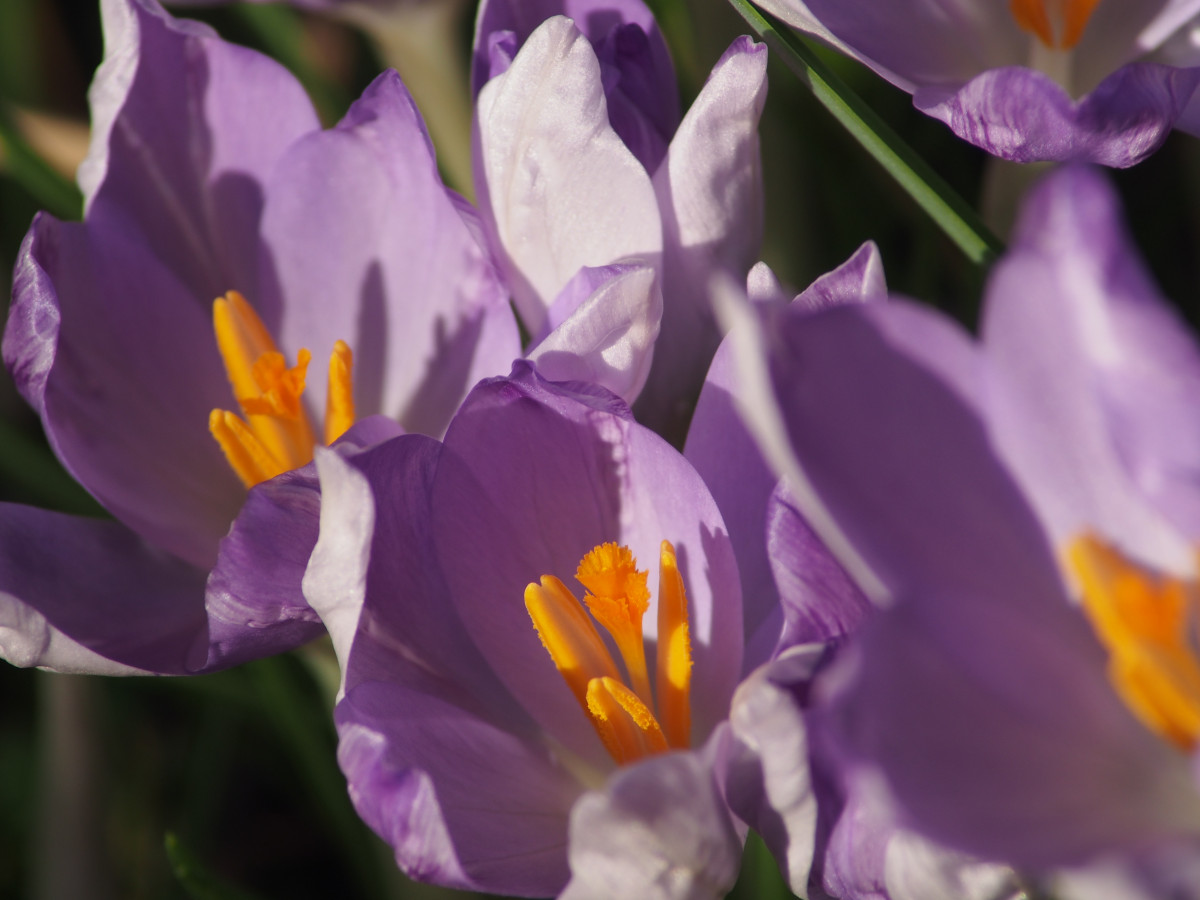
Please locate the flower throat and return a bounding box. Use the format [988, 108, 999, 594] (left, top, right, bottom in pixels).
[1010, 0, 1100, 49]
[209, 290, 356, 488]
[526, 542, 693, 765]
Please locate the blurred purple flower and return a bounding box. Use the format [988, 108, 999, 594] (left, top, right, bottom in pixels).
[0, 0, 519, 675]
[729, 165, 1200, 891]
[759, 0, 1200, 166]
[472, 8, 769, 439]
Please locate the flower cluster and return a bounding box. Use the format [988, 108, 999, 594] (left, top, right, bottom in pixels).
[6, 0, 1200, 898]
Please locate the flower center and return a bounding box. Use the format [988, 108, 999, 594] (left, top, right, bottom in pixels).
[525, 541, 693, 765]
[208, 290, 356, 488]
[1010, 0, 1100, 49]
[1070, 534, 1200, 751]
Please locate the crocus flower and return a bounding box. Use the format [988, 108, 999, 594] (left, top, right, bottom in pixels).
[303, 362, 748, 896]
[727, 165, 1200, 892]
[692, 250, 1019, 900]
[472, 6, 768, 439]
[757, 0, 1200, 166]
[0, 0, 519, 675]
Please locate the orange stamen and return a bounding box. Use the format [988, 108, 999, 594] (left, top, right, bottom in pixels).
[656, 540, 693, 749]
[1010, 0, 1101, 49]
[1070, 534, 1200, 751]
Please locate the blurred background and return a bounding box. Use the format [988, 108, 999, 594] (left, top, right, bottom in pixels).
[2, 0, 1199, 897]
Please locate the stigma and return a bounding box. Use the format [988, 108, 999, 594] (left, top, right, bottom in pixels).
[1010, 0, 1100, 50]
[526, 541, 693, 765]
[209, 290, 356, 488]
[1070, 534, 1200, 751]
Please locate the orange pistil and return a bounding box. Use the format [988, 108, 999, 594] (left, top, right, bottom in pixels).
[209, 290, 356, 488]
[1010, 0, 1101, 49]
[1070, 534, 1200, 751]
[526, 541, 694, 765]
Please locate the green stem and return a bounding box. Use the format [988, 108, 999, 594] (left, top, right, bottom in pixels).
[725, 0, 1003, 268]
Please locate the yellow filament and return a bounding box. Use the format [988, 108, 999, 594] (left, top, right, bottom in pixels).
[577, 543, 654, 705]
[208, 410, 288, 487]
[526, 541, 695, 767]
[1010, 0, 1100, 49]
[525, 575, 622, 710]
[209, 290, 356, 488]
[325, 340, 356, 445]
[585, 677, 668, 765]
[656, 540, 693, 749]
[1070, 535, 1200, 751]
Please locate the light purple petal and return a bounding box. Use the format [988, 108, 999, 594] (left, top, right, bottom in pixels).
[983, 166, 1200, 567]
[766, 483, 871, 652]
[0, 504, 209, 674]
[636, 37, 767, 438]
[336, 685, 579, 895]
[723, 646, 825, 894]
[431, 362, 742, 767]
[560, 744, 742, 900]
[472, 0, 679, 171]
[5, 214, 244, 568]
[528, 263, 662, 404]
[204, 417, 403, 671]
[685, 243, 883, 670]
[260, 69, 518, 438]
[83, 0, 320, 301]
[472, 15, 662, 335]
[915, 63, 1200, 166]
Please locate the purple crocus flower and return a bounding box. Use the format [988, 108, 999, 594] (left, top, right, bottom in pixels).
[759, 0, 1200, 166]
[0, 0, 519, 675]
[692, 250, 1019, 900]
[727, 165, 1200, 891]
[472, 6, 768, 439]
[303, 361, 748, 896]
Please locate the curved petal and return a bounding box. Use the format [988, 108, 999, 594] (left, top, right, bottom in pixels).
[6, 214, 244, 568]
[560, 743, 742, 900]
[473, 15, 661, 334]
[83, 0, 320, 301]
[472, 0, 679, 170]
[336, 686, 579, 896]
[528, 263, 662, 404]
[830, 601, 1200, 867]
[723, 646, 826, 894]
[982, 166, 1200, 569]
[432, 362, 742, 767]
[636, 36, 767, 438]
[0, 504, 209, 675]
[203, 417, 404, 671]
[686, 244, 882, 669]
[915, 63, 1200, 166]
[260, 70, 518, 437]
[786, 0, 1026, 88]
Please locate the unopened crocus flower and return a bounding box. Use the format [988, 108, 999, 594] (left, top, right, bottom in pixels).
[728, 165, 1200, 893]
[0, 0, 519, 675]
[758, 0, 1200, 166]
[473, 7, 768, 439]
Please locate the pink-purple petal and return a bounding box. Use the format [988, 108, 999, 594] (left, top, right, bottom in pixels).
[915, 63, 1200, 166]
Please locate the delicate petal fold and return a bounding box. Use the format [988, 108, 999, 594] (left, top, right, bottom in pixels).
[915, 63, 1200, 167]
[560, 742, 742, 900]
[473, 15, 662, 335]
[261, 70, 519, 436]
[528, 263, 661, 404]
